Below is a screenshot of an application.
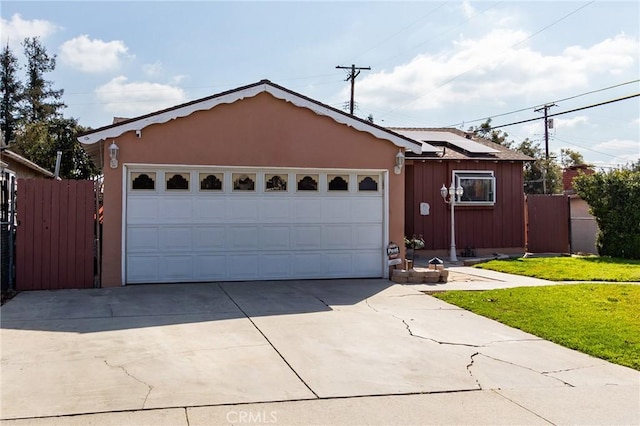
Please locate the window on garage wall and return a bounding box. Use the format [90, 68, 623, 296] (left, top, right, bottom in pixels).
[265, 174, 287, 191]
[166, 173, 190, 190]
[233, 173, 256, 191]
[328, 174, 349, 191]
[297, 174, 318, 191]
[200, 173, 223, 191]
[453, 170, 496, 205]
[357, 175, 379, 192]
[131, 172, 156, 190]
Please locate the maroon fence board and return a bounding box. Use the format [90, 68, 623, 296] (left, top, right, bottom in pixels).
[525, 194, 570, 253]
[16, 179, 95, 290]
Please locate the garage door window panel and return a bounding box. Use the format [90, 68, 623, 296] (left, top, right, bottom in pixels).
[358, 175, 379, 192]
[131, 172, 156, 190]
[265, 174, 288, 192]
[328, 174, 349, 191]
[166, 173, 190, 190]
[297, 174, 318, 191]
[200, 173, 223, 191]
[233, 173, 256, 191]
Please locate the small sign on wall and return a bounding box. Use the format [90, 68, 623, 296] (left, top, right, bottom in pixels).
[420, 202, 430, 216]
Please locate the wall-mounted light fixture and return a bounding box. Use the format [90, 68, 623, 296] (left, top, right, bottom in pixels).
[108, 142, 119, 169]
[394, 150, 405, 175]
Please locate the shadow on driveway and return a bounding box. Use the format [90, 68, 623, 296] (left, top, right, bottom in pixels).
[0, 279, 393, 333]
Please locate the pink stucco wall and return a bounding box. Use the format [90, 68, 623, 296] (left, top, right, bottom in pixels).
[100, 92, 405, 286]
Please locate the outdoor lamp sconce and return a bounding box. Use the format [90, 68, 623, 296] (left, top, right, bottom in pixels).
[440, 183, 463, 203]
[109, 142, 119, 169]
[394, 150, 405, 175]
[440, 182, 464, 262]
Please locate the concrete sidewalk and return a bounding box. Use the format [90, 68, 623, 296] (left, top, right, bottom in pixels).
[408, 265, 560, 291]
[1, 279, 639, 425]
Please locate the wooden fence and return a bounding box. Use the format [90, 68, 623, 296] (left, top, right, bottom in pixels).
[525, 194, 570, 254]
[16, 179, 95, 290]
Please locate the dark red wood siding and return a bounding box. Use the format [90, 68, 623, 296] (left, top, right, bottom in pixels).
[406, 160, 526, 252]
[16, 179, 95, 290]
[525, 194, 570, 253]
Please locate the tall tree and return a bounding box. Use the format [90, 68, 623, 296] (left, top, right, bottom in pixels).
[472, 119, 562, 194]
[0, 44, 23, 144]
[560, 148, 587, 168]
[515, 138, 562, 194]
[14, 117, 97, 179]
[517, 138, 562, 194]
[21, 37, 65, 123]
[470, 119, 513, 148]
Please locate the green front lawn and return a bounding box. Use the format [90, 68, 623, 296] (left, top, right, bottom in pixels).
[475, 256, 640, 282]
[433, 284, 640, 370]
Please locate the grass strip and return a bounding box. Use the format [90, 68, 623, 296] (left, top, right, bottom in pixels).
[475, 257, 640, 282]
[432, 284, 640, 370]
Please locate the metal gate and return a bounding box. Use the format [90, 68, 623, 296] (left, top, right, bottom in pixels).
[1, 170, 17, 291]
[15, 179, 96, 290]
[525, 194, 570, 254]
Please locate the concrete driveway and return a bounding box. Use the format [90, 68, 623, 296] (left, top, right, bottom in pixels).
[1, 279, 638, 425]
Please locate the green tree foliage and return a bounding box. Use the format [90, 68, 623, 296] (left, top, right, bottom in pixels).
[0, 44, 23, 144]
[472, 120, 561, 194]
[560, 148, 587, 168]
[516, 138, 562, 194]
[14, 118, 97, 179]
[21, 37, 65, 123]
[0, 38, 96, 178]
[574, 167, 640, 259]
[470, 118, 513, 148]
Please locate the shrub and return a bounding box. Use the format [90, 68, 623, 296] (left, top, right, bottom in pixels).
[574, 168, 640, 259]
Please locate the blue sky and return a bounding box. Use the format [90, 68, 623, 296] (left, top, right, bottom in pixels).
[2, 1, 639, 168]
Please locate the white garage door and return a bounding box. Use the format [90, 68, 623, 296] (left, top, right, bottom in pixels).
[125, 168, 386, 283]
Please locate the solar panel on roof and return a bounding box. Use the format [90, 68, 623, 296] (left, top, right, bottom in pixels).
[393, 130, 499, 154]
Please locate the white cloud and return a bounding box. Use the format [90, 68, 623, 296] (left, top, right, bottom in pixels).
[460, 1, 475, 19]
[355, 29, 639, 112]
[95, 76, 187, 116]
[60, 35, 131, 73]
[143, 61, 163, 77]
[593, 138, 640, 153]
[553, 116, 589, 129]
[0, 14, 58, 48]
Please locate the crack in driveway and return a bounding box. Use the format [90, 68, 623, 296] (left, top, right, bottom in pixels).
[104, 360, 153, 408]
[365, 298, 481, 348]
[217, 283, 320, 399]
[466, 352, 482, 389]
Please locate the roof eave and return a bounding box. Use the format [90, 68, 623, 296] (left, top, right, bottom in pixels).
[78, 80, 423, 154]
[3, 150, 55, 177]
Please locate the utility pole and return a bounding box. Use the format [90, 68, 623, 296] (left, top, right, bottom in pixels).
[534, 103, 557, 160]
[534, 103, 556, 194]
[336, 64, 370, 115]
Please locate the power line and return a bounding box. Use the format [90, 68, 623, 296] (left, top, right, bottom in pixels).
[377, 1, 595, 120]
[489, 93, 640, 130]
[344, 1, 450, 66]
[445, 79, 640, 128]
[552, 136, 626, 160]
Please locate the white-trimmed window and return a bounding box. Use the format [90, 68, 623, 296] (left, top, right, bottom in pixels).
[328, 174, 349, 191]
[131, 172, 156, 190]
[454, 171, 496, 205]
